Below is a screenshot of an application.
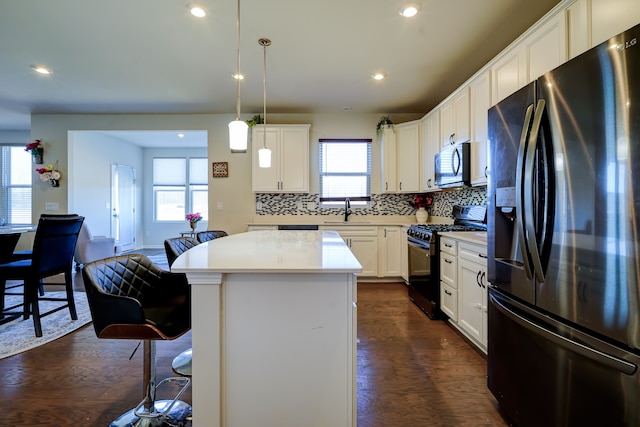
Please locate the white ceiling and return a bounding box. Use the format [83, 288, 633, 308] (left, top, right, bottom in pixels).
[0, 0, 562, 144]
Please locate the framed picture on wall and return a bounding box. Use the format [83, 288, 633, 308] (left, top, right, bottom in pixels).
[212, 162, 229, 178]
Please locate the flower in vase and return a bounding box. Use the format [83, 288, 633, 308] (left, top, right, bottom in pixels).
[410, 194, 433, 209]
[35, 164, 61, 182]
[186, 212, 202, 223]
[25, 139, 42, 153]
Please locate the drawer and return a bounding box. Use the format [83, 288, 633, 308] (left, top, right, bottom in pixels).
[440, 237, 457, 255]
[440, 282, 458, 321]
[319, 225, 378, 236]
[440, 252, 457, 287]
[458, 241, 488, 265]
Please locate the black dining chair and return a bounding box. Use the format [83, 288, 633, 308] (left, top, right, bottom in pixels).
[82, 254, 192, 426]
[0, 215, 84, 336]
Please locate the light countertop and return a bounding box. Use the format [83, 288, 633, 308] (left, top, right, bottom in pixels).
[171, 230, 362, 274]
[440, 230, 488, 246]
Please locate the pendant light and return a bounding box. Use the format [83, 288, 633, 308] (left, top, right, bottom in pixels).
[228, 0, 248, 152]
[258, 38, 272, 168]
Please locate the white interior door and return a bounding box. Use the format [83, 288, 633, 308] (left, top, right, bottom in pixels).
[111, 164, 135, 252]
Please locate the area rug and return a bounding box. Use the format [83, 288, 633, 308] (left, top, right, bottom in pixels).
[0, 291, 92, 360]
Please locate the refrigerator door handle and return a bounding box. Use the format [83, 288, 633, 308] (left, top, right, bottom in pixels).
[515, 103, 535, 280]
[490, 293, 637, 375]
[524, 99, 547, 283]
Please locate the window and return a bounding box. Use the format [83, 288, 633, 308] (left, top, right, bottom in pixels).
[319, 139, 371, 206]
[0, 144, 32, 224]
[153, 157, 208, 221]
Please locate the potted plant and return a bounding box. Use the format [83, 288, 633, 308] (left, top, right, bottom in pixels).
[246, 115, 264, 128]
[376, 116, 394, 136]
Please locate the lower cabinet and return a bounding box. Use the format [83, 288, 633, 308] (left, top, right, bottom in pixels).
[378, 226, 403, 278]
[321, 226, 379, 277]
[248, 224, 408, 279]
[439, 235, 488, 353]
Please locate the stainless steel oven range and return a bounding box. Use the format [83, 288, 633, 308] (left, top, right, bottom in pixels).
[406, 205, 487, 319]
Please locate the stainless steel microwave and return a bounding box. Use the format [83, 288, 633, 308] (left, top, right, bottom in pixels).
[434, 142, 471, 188]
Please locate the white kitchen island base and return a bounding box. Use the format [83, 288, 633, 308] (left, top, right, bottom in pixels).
[172, 230, 361, 427]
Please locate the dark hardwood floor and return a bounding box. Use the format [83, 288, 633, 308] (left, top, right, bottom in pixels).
[0, 252, 510, 426]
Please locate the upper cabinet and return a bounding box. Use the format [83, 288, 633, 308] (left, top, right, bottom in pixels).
[440, 87, 470, 147]
[568, 0, 640, 59]
[420, 110, 439, 192]
[469, 69, 492, 186]
[380, 121, 421, 193]
[396, 121, 421, 193]
[379, 126, 397, 193]
[492, 11, 567, 104]
[252, 124, 310, 193]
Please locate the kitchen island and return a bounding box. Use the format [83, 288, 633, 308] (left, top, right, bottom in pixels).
[171, 230, 361, 427]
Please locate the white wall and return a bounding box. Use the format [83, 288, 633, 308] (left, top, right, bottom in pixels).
[69, 131, 144, 239]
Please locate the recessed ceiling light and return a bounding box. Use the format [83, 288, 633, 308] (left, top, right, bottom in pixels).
[31, 65, 52, 75]
[372, 72, 387, 81]
[399, 3, 421, 17]
[188, 3, 208, 18]
[231, 73, 245, 80]
[178, 133, 185, 138]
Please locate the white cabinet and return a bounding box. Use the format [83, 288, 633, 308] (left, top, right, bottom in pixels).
[380, 121, 420, 193]
[378, 226, 403, 277]
[395, 121, 421, 193]
[420, 110, 439, 192]
[439, 237, 458, 321]
[591, 0, 640, 48]
[440, 87, 470, 147]
[524, 12, 567, 82]
[469, 69, 491, 186]
[380, 127, 397, 193]
[491, 46, 527, 104]
[492, 11, 567, 104]
[252, 124, 310, 193]
[568, 0, 640, 59]
[457, 241, 488, 352]
[322, 226, 378, 277]
[400, 226, 408, 282]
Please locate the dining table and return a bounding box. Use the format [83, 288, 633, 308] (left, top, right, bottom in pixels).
[0, 225, 36, 323]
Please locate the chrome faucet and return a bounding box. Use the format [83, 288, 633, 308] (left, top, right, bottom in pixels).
[344, 197, 352, 222]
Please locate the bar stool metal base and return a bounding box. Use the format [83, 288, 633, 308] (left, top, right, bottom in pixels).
[109, 399, 192, 427]
[172, 348, 192, 376]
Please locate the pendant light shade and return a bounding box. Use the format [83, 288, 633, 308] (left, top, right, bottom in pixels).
[258, 146, 271, 167]
[229, 119, 248, 151]
[229, 0, 247, 152]
[258, 38, 272, 168]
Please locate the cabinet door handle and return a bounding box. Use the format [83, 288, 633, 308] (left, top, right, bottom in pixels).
[445, 289, 452, 296]
[385, 182, 388, 191]
[479, 253, 487, 259]
[444, 243, 452, 248]
[476, 270, 482, 287]
[484, 166, 488, 178]
[427, 178, 432, 187]
[399, 182, 402, 191]
[444, 259, 452, 264]
[481, 271, 486, 288]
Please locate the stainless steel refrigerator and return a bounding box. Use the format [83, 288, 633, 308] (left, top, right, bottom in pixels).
[487, 23, 640, 427]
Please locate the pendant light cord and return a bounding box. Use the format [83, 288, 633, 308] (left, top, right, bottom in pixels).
[260, 38, 271, 149]
[235, 0, 242, 120]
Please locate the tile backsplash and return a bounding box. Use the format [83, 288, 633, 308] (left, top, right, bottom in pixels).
[256, 187, 487, 219]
